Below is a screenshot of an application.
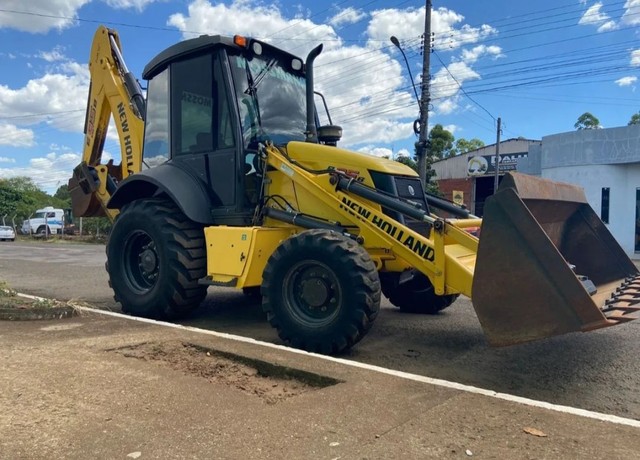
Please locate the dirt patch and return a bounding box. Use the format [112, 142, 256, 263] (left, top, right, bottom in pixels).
[111, 341, 341, 404]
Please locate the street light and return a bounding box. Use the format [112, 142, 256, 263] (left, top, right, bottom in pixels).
[390, 35, 429, 187]
[390, 36, 420, 106]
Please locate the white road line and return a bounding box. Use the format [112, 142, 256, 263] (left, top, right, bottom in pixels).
[18, 293, 640, 429]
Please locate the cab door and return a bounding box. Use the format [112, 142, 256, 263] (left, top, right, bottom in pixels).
[170, 52, 244, 221]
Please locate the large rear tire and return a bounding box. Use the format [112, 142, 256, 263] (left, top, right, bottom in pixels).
[261, 229, 380, 354]
[106, 199, 208, 319]
[380, 271, 458, 314]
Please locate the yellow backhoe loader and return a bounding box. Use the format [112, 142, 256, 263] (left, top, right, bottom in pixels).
[69, 26, 640, 354]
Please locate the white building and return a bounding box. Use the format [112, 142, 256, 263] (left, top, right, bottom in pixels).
[519, 124, 640, 258]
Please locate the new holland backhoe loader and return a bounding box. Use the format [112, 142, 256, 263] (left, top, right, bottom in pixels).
[69, 26, 640, 354]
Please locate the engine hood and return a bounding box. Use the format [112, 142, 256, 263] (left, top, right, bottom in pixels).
[285, 141, 418, 177]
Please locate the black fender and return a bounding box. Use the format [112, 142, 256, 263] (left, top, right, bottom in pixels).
[107, 163, 219, 225]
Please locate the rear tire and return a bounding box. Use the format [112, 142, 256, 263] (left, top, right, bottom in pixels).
[261, 229, 380, 354]
[106, 199, 207, 319]
[381, 271, 458, 314]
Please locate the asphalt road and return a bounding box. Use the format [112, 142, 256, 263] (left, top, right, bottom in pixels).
[2, 240, 640, 421]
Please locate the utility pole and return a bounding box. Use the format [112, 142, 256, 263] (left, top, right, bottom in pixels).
[416, 0, 432, 187]
[493, 117, 502, 193]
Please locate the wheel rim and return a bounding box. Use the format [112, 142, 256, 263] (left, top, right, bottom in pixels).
[282, 260, 342, 328]
[123, 230, 159, 293]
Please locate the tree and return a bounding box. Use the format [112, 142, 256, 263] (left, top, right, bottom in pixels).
[574, 112, 601, 130]
[428, 124, 455, 159]
[392, 154, 440, 195]
[629, 112, 640, 126]
[0, 177, 47, 221]
[454, 138, 485, 155]
[3, 176, 41, 194]
[0, 177, 69, 223]
[54, 184, 71, 203]
[0, 182, 21, 217]
[394, 155, 418, 173]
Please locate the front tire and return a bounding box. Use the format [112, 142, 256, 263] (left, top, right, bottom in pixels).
[381, 271, 458, 314]
[106, 199, 207, 319]
[261, 229, 380, 354]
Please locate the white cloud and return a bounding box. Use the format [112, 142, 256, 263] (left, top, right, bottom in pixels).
[615, 76, 637, 86]
[38, 46, 66, 62]
[579, 2, 609, 24]
[328, 7, 367, 27]
[622, 0, 640, 26]
[104, 0, 157, 10]
[578, 2, 617, 31]
[357, 145, 394, 158]
[430, 61, 480, 114]
[632, 49, 640, 66]
[168, 0, 340, 55]
[442, 124, 459, 135]
[597, 20, 618, 32]
[315, 45, 418, 146]
[0, 124, 35, 147]
[460, 45, 503, 64]
[435, 97, 460, 115]
[0, 62, 89, 134]
[0, 156, 16, 163]
[366, 7, 496, 51]
[0, 151, 81, 194]
[0, 0, 90, 33]
[0, 0, 162, 33]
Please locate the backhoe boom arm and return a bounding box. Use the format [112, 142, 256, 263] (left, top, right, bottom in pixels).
[68, 26, 145, 221]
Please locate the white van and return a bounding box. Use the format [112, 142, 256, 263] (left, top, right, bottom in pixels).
[21, 206, 65, 235]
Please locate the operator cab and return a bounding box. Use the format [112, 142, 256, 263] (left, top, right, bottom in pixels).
[140, 34, 328, 225]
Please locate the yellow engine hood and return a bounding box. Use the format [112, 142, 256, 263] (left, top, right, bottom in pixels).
[286, 141, 418, 178]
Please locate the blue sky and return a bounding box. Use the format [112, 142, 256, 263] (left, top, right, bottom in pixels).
[0, 0, 639, 193]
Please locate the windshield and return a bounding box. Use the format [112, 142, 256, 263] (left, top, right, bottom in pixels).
[229, 51, 307, 148]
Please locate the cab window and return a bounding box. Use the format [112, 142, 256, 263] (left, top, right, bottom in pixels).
[142, 68, 170, 168]
[171, 53, 236, 155]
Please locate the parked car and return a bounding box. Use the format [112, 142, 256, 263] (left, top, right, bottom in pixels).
[0, 225, 16, 241]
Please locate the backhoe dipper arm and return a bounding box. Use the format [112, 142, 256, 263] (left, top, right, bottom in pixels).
[68, 26, 145, 222]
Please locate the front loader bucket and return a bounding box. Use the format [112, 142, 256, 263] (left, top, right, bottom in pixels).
[472, 172, 640, 346]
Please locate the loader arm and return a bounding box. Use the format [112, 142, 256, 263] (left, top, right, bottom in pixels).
[68, 26, 145, 222]
[263, 145, 479, 298]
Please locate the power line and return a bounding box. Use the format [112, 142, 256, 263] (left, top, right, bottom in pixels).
[0, 109, 84, 120]
[431, 50, 496, 122]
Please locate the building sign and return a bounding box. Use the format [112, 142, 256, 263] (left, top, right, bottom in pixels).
[452, 190, 464, 205]
[467, 152, 528, 176]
